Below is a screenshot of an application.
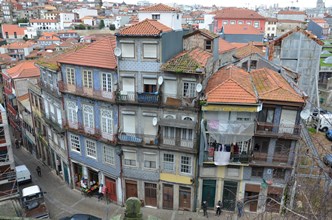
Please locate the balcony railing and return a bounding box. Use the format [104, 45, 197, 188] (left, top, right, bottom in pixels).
[118, 132, 158, 145]
[255, 122, 301, 138]
[203, 151, 252, 165]
[137, 92, 159, 104]
[42, 112, 66, 133]
[161, 136, 195, 148]
[58, 81, 116, 102]
[162, 93, 199, 109]
[0, 152, 9, 162]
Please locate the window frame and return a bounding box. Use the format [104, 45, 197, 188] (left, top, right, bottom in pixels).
[103, 145, 115, 165]
[152, 14, 160, 20]
[143, 153, 157, 169]
[66, 67, 75, 85]
[180, 155, 192, 174]
[100, 108, 113, 134]
[85, 139, 97, 159]
[163, 153, 174, 171]
[121, 42, 135, 58]
[83, 69, 93, 88]
[83, 104, 94, 129]
[143, 43, 158, 59]
[123, 151, 137, 167]
[183, 81, 196, 98]
[70, 133, 80, 152]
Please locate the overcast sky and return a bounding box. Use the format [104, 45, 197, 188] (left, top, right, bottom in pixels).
[115, 0, 332, 9]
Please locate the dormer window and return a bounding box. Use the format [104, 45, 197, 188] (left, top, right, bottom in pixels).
[205, 40, 212, 51]
[152, 14, 160, 20]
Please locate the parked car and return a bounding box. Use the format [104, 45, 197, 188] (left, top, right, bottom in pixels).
[59, 214, 101, 220]
[323, 154, 332, 168]
[326, 129, 332, 141]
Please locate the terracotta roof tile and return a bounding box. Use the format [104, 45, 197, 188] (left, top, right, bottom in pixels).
[205, 65, 257, 104]
[117, 19, 172, 36]
[251, 68, 304, 103]
[38, 32, 60, 41]
[6, 61, 40, 79]
[223, 24, 264, 35]
[161, 48, 212, 74]
[213, 7, 265, 20]
[139, 3, 180, 12]
[219, 38, 236, 53]
[58, 36, 117, 70]
[184, 29, 219, 40]
[1, 41, 35, 49]
[1, 24, 26, 36]
[233, 42, 265, 59]
[29, 19, 58, 23]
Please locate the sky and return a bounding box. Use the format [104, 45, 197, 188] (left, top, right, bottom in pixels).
[113, 0, 332, 9]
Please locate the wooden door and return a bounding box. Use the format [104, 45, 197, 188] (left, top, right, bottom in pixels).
[125, 180, 137, 200]
[144, 183, 157, 207]
[163, 184, 173, 209]
[179, 186, 191, 211]
[105, 177, 117, 202]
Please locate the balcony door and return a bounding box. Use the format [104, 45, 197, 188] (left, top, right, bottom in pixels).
[279, 109, 297, 134]
[122, 78, 135, 101]
[101, 73, 112, 98]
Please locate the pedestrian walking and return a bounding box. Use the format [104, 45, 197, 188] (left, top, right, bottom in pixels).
[19, 138, 23, 148]
[236, 199, 244, 218]
[202, 201, 208, 218]
[216, 200, 222, 216]
[36, 166, 41, 177]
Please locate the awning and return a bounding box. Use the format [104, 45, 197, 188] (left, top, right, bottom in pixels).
[158, 118, 196, 129]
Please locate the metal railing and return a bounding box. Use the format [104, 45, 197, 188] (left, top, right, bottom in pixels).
[118, 132, 158, 145]
[203, 151, 252, 164]
[256, 122, 301, 137]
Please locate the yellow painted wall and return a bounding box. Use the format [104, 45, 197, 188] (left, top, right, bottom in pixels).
[160, 173, 192, 185]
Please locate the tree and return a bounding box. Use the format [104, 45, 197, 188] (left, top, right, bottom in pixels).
[109, 24, 116, 31]
[75, 24, 86, 30]
[16, 18, 29, 24]
[99, 20, 105, 29]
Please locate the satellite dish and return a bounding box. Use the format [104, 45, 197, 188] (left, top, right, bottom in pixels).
[196, 83, 202, 93]
[300, 109, 310, 120]
[152, 117, 158, 126]
[114, 47, 122, 57]
[158, 76, 163, 85]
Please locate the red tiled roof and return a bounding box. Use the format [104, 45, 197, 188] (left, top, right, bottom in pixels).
[278, 10, 306, 15]
[233, 42, 265, 59]
[223, 24, 264, 35]
[1, 24, 26, 36]
[311, 18, 327, 23]
[38, 32, 60, 41]
[117, 19, 172, 36]
[161, 48, 212, 74]
[205, 65, 257, 104]
[17, 93, 30, 102]
[230, 42, 248, 48]
[184, 29, 219, 40]
[213, 7, 265, 20]
[6, 61, 40, 79]
[218, 38, 236, 53]
[1, 41, 35, 49]
[0, 54, 13, 65]
[251, 68, 304, 103]
[58, 36, 117, 70]
[30, 19, 58, 23]
[139, 3, 180, 12]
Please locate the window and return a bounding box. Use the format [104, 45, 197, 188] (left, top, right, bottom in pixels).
[250, 60, 257, 69]
[144, 153, 157, 169]
[223, 21, 228, 25]
[67, 101, 77, 124]
[275, 139, 291, 154]
[124, 151, 136, 166]
[238, 20, 243, 24]
[236, 112, 251, 121]
[164, 127, 175, 139]
[273, 168, 285, 179]
[143, 44, 157, 59]
[86, 139, 96, 159]
[246, 21, 252, 25]
[230, 20, 235, 24]
[121, 43, 135, 58]
[5, 32, 8, 38]
[254, 21, 259, 28]
[83, 70, 93, 88]
[181, 128, 193, 141]
[70, 134, 80, 152]
[254, 138, 269, 153]
[66, 67, 75, 85]
[103, 145, 114, 165]
[14, 32, 17, 38]
[205, 40, 212, 51]
[102, 73, 112, 92]
[143, 78, 157, 93]
[83, 105, 94, 129]
[183, 82, 196, 98]
[152, 14, 160, 20]
[252, 167, 264, 177]
[101, 108, 113, 134]
[163, 153, 174, 171]
[258, 108, 275, 123]
[181, 156, 192, 174]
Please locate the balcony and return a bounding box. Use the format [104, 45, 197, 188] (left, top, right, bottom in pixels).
[162, 93, 199, 109]
[255, 122, 301, 139]
[42, 112, 66, 133]
[118, 132, 158, 146]
[160, 136, 196, 152]
[58, 81, 116, 102]
[137, 92, 160, 104]
[39, 80, 61, 98]
[203, 150, 252, 166]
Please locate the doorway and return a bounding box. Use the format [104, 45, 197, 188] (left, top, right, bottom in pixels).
[202, 180, 216, 208]
[222, 181, 238, 211]
[144, 182, 157, 207]
[179, 186, 191, 211]
[105, 177, 117, 202]
[125, 180, 137, 200]
[162, 184, 173, 209]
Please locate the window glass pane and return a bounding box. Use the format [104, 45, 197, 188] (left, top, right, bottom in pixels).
[143, 44, 157, 58]
[121, 43, 134, 58]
